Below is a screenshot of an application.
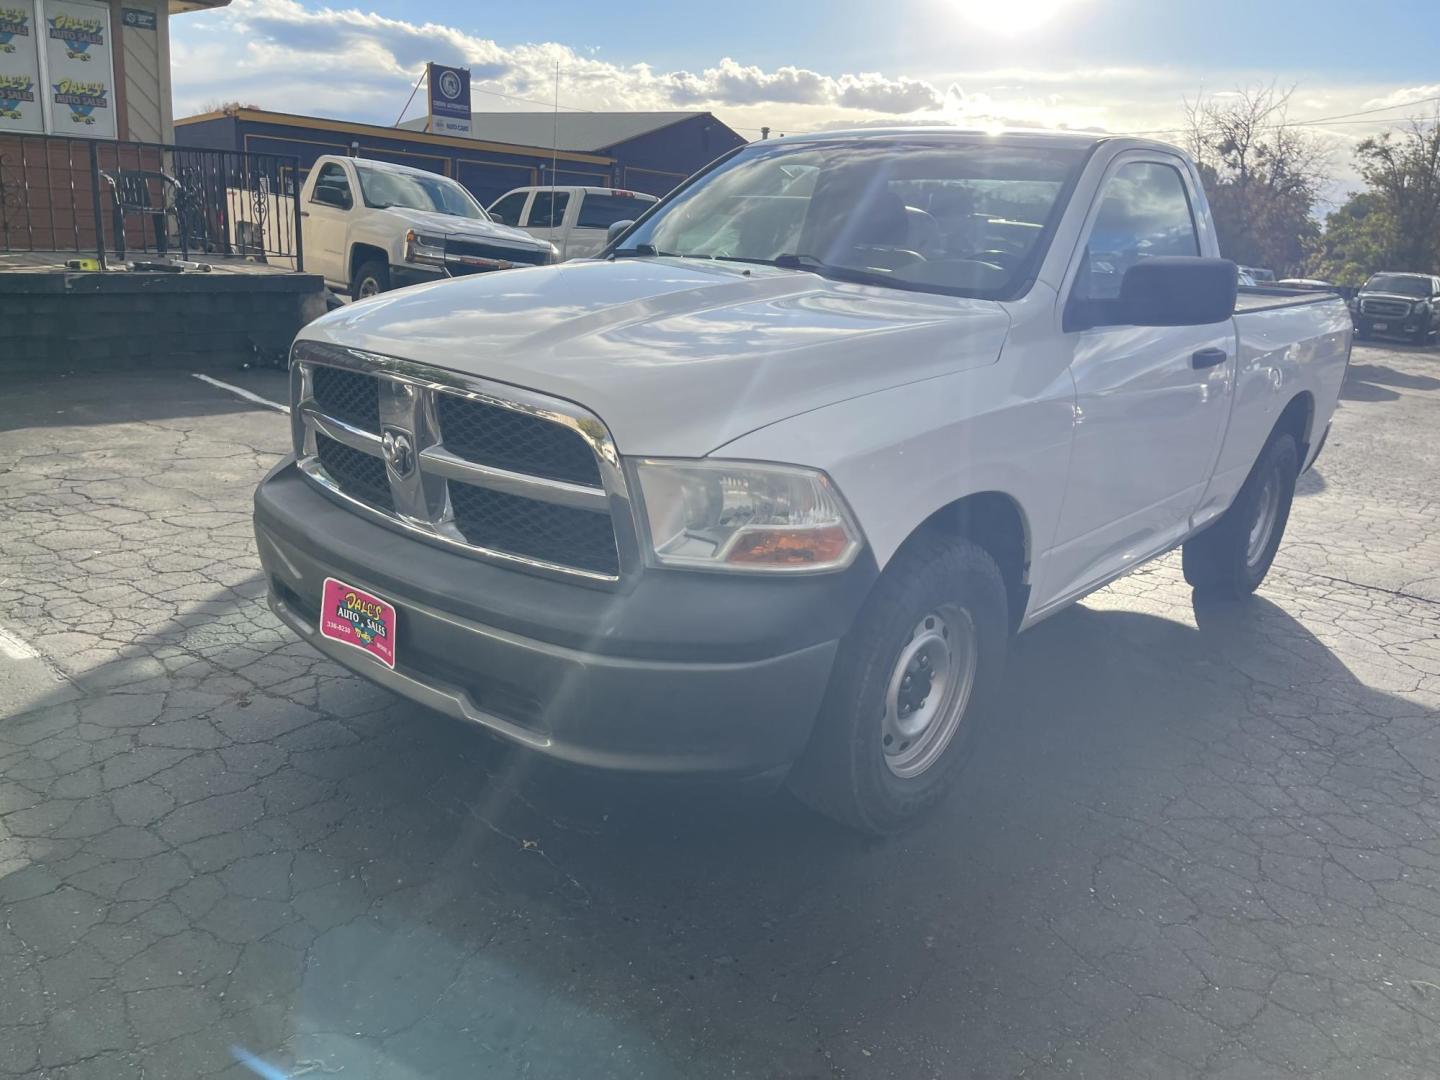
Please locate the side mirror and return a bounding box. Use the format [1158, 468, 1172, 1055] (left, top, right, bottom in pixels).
[607, 219, 635, 245]
[1066, 257, 1238, 331]
[1118, 257, 1237, 326]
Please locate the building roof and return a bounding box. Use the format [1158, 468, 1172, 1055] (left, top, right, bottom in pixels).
[174, 108, 616, 165]
[398, 111, 720, 152]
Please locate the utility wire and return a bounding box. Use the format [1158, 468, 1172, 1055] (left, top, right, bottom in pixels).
[1117, 91, 1440, 137]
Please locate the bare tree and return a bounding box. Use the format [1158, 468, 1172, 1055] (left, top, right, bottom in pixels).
[1183, 83, 1331, 274]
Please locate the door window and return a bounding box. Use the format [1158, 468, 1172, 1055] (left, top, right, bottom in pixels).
[487, 191, 529, 226]
[525, 191, 570, 228]
[577, 194, 655, 229]
[1073, 161, 1199, 303]
[310, 163, 353, 210]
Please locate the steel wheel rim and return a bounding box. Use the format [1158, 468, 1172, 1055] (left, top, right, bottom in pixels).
[358, 277, 380, 298]
[1246, 470, 1281, 567]
[881, 605, 978, 779]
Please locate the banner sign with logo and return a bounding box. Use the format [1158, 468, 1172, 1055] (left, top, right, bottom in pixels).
[426, 61, 471, 137]
[0, 0, 43, 132]
[43, 0, 113, 137]
[120, 7, 155, 31]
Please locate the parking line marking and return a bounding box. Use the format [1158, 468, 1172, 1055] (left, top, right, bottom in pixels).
[191, 373, 290, 414]
[0, 624, 41, 661]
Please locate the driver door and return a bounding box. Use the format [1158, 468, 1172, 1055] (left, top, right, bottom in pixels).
[1036, 154, 1235, 609]
[303, 162, 354, 288]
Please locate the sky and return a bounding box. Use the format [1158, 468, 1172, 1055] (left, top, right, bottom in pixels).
[169, 0, 1440, 202]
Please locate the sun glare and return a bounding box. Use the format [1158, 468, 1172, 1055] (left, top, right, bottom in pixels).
[955, 0, 1079, 34]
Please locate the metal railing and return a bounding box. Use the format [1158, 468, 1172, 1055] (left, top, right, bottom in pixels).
[0, 133, 303, 270]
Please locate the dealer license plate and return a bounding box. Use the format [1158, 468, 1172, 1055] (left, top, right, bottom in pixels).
[319, 577, 396, 668]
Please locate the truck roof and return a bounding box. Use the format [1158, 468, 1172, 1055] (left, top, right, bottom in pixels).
[776, 127, 1182, 155]
[322, 155, 454, 180]
[498, 185, 659, 199]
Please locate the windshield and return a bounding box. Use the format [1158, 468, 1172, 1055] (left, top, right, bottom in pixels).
[614, 139, 1087, 299]
[1365, 273, 1430, 296]
[355, 165, 487, 220]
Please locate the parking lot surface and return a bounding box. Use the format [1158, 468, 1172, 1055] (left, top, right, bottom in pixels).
[3, 345, 1440, 1079]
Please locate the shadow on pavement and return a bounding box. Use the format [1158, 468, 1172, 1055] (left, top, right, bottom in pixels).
[1294, 467, 1326, 497]
[1345, 363, 1440, 393]
[7, 569, 1436, 1078]
[0, 370, 289, 432]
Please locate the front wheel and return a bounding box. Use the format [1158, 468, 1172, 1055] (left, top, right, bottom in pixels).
[352, 260, 390, 299]
[787, 533, 1009, 834]
[1183, 432, 1299, 598]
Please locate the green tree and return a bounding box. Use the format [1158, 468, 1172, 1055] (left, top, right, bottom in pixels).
[1353, 116, 1440, 273]
[1308, 193, 1395, 287]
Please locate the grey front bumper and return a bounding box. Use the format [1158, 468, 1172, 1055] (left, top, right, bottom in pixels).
[255, 462, 874, 776]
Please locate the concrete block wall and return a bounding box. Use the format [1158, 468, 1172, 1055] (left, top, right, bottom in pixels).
[0, 271, 327, 374]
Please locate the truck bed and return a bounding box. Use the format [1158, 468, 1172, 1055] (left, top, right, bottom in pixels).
[1234, 286, 1340, 314]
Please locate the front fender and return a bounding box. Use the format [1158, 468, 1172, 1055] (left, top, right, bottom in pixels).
[348, 221, 407, 266]
[711, 363, 1073, 574]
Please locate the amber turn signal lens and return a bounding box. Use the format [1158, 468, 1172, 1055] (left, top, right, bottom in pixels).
[725, 526, 853, 566]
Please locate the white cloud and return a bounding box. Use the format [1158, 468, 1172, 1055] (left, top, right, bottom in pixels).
[172, 0, 944, 123]
[168, 0, 1440, 205]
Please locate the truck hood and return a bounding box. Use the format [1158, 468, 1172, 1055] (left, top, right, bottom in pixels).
[301, 258, 1011, 456]
[379, 207, 545, 250]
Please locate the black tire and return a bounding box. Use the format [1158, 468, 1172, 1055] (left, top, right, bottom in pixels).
[352, 260, 390, 299]
[787, 533, 1009, 835]
[1183, 432, 1299, 598]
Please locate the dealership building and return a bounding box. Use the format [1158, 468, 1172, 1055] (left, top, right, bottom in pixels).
[174, 107, 746, 205]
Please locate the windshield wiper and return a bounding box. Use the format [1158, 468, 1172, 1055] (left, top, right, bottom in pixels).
[715, 253, 896, 288]
[612, 245, 711, 259]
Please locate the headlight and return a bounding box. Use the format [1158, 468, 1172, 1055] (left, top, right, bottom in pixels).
[633, 459, 863, 573]
[404, 230, 445, 265]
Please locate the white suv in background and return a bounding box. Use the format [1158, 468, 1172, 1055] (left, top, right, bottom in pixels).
[488, 186, 659, 260]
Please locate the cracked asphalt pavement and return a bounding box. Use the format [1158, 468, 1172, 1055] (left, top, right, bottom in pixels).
[4, 345, 1440, 1079]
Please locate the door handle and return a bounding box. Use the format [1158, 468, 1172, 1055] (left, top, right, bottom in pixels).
[300, 210, 310, 218]
[1192, 347, 1227, 369]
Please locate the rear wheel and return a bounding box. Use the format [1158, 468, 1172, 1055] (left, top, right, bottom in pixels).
[1183, 432, 1299, 598]
[788, 532, 1009, 834]
[352, 260, 390, 299]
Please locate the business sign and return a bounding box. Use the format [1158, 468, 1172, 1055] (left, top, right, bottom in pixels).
[0, 1, 43, 132]
[426, 61, 470, 136]
[43, 0, 113, 136]
[120, 7, 155, 31]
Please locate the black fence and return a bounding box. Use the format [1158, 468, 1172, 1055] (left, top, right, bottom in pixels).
[0, 133, 303, 270]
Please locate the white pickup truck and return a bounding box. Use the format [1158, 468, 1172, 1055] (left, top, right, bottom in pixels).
[487, 185, 659, 260]
[298, 155, 555, 297]
[255, 130, 1350, 833]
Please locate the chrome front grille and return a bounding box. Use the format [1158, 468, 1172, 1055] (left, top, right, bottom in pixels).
[315, 432, 395, 513]
[434, 390, 601, 486]
[292, 341, 625, 582]
[312, 364, 382, 434]
[445, 238, 550, 267]
[1361, 298, 1412, 318]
